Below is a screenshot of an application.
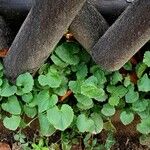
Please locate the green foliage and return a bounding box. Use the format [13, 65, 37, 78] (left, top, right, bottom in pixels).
[76, 113, 103, 134]
[2, 96, 21, 115]
[16, 73, 34, 95]
[101, 104, 116, 117]
[3, 115, 21, 130]
[143, 51, 150, 67]
[120, 111, 134, 125]
[125, 85, 139, 103]
[137, 118, 150, 134]
[0, 41, 149, 149]
[47, 104, 74, 131]
[138, 74, 150, 92]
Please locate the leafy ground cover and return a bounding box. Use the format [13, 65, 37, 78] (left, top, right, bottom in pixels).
[0, 38, 150, 149]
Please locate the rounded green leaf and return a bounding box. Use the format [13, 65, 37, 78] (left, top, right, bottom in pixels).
[16, 73, 34, 94]
[120, 111, 134, 125]
[0, 80, 17, 97]
[101, 104, 115, 117]
[132, 100, 148, 112]
[76, 63, 88, 79]
[81, 82, 105, 100]
[38, 72, 62, 88]
[137, 119, 150, 134]
[24, 105, 37, 118]
[2, 96, 21, 115]
[39, 114, 56, 136]
[49, 94, 58, 108]
[75, 94, 93, 107]
[108, 96, 120, 106]
[37, 90, 50, 113]
[90, 113, 103, 134]
[54, 42, 80, 65]
[125, 86, 139, 103]
[3, 115, 21, 130]
[77, 102, 94, 110]
[76, 114, 94, 133]
[47, 104, 74, 131]
[22, 92, 33, 103]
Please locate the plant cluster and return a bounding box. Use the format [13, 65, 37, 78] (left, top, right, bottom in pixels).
[0, 41, 150, 149]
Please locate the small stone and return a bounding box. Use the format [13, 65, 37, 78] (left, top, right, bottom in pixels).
[0, 142, 11, 150]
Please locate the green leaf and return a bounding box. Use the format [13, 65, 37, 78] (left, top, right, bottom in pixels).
[38, 71, 62, 88]
[101, 104, 115, 117]
[69, 80, 81, 94]
[0, 85, 17, 97]
[124, 76, 131, 87]
[120, 111, 134, 125]
[54, 42, 80, 65]
[76, 63, 88, 79]
[93, 70, 107, 85]
[81, 82, 105, 101]
[138, 74, 150, 92]
[22, 92, 33, 103]
[54, 84, 68, 96]
[110, 71, 123, 85]
[137, 106, 150, 119]
[3, 115, 21, 130]
[77, 102, 94, 110]
[76, 114, 94, 133]
[49, 94, 58, 107]
[143, 51, 150, 67]
[51, 54, 68, 68]
[38, 63, 49, 75]
[107, 85, 127, 98]
[16, 73, 34, 94]
[39, 113, 56, 136]
[75, 94, 93, 107]
[85, 76, 98, 85]
[123, 61, 132, 71]
[24, 105, 37, 118]
[47, 104, 74, 131]
[37, 90, 50, 113]
[125, 85, 139, 103]
[90, 113, 103, 134]
[105, 133, 116, 150]
[132, 99, 149, 112]
[2, 96, 21, 115]
[137, 119, 150, 134]
[136, 62, 147, 78]
[0, 80, 17, 97]
[108, 96, 120, 106]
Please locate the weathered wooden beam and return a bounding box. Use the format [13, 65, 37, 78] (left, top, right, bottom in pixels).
[3, 0, 86, 82]
[91, 0, 131, 24]
[70, 1, 109, 51]
[0, 0, 130, 24]
[92, 0, 150, 71]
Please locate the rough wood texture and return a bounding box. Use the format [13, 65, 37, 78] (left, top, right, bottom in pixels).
[92, 0, 150, 71]
[0, 16, 11, 49]
[69, 1, 109, 51]
[0, 0, 129, 25]
[0, 0, 109, 52]
[3, 0, 86, 82]
[91, 0, 131, 24]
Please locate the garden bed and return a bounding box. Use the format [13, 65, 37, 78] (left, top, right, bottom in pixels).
[0, 37, 149, 149]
